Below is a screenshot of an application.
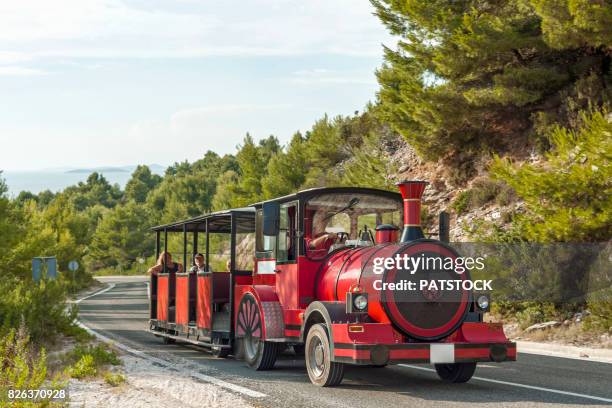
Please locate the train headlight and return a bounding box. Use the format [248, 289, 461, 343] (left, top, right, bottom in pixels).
[354, 294, 368, 311]
[346, 292, 368, 314]
[476, 294, 490, 311]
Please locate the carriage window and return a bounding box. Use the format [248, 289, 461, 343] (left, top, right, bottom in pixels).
[277, 203, 297, 262]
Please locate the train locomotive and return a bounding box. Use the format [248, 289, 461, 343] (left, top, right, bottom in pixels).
[149, 180, 516, 386]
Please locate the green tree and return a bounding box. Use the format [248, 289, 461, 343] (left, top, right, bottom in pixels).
[302, 115, 347, 187]
[125, 165, 162, 203]
[65, 172, 123, 210]
[212, 134, 280, 208]
[341, 131, 399, 190]
[262, 132, 308, 197]
[87, 202, 154, 271]
[488, 111, 611, 308]
[492, 111, 611, 242]
[372, 0, 612, 160]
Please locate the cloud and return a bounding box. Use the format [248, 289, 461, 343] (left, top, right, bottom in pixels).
[0, 0, 391, 65]
[0, 66, 46, 76]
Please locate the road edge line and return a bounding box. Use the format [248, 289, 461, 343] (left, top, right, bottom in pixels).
[399, 364, 612, 403]
[75, 283, 267, 399]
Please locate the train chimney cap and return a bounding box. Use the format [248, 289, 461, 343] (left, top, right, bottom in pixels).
[394, 179, 429, 186]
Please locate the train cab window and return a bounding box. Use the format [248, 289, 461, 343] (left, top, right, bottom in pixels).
[277, 203, 297, 263]
[357, 211, 401, 241]
[305, 192, 402, 260]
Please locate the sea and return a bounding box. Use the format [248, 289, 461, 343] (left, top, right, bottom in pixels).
[2, 165, 165, 196]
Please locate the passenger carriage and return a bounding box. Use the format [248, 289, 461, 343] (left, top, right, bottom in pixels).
[149, 182, 516, 386]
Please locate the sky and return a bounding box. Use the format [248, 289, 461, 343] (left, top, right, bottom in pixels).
[0, 0, 394, 171]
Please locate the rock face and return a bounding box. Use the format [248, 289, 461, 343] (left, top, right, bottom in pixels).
[391, 139, 530, 242]
[525, 321, 561, 332]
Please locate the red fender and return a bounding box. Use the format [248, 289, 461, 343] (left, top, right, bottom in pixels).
[235, 285, 285, 341]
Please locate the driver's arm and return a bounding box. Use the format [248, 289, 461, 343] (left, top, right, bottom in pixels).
[308, 233, 337, 250]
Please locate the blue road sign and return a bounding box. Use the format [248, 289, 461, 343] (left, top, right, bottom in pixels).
[32, 256, 57, 282]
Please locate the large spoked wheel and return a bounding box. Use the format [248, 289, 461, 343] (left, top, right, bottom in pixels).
[434, 362, 477, 383]
[237, 294, 279, 370]
[305, 324, 344, 387]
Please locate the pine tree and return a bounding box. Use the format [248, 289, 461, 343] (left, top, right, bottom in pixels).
[262, 132, 308, 198]
[125, 165, 162, 203]
[371, 0, 612, 160]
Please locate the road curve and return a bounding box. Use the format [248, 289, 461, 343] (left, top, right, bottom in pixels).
[77, 276, 612, 408]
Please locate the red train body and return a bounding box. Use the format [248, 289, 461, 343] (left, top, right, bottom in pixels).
[149, 182, 515, 386]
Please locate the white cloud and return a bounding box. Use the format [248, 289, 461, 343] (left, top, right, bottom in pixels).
[0, 0, 391, 65]
[0, 66, 46, 76]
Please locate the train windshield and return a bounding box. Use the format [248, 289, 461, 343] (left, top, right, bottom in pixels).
[304, 192, 402, 259]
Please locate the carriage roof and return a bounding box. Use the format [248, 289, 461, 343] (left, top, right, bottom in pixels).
[151, 207, 255, 233]
[151, 187, 401, 233]
[251, 186, 401, 207]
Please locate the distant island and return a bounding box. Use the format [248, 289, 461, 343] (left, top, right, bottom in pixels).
[66, 167, 129, 174]
[65, 164, 165, 174]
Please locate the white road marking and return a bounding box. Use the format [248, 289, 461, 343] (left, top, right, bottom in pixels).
[146, 281, 150, 300]
[75, 283, 267, 399]
[399, 364, 612, 403]
[73, 283, 116, 304]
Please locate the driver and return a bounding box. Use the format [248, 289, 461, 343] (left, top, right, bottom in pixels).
[305, 211, 339, 252]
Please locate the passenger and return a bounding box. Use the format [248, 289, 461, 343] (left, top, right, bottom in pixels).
[147, 251, 183, 275]
[189, 253, 212, 273]
[226, 259, 231, 272]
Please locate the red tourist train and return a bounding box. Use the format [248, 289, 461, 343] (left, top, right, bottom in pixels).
[149, 181, 516, 386]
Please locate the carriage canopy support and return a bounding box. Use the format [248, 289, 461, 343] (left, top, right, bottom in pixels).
[150, 208, 256, 341]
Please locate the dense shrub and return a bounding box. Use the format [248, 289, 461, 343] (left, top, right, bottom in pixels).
[66, 344, 121, 368]
[66, 343, 121, 380]
[0, 278, 76, 343]
[68, 355, 97, 379]
[0, 326, 53, 407]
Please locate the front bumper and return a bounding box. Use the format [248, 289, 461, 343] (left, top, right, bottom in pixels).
[332, 341, 516, 365]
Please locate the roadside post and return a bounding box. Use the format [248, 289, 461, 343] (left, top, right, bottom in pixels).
[137, 257, 145, 274]
[68, 260, 79, 289]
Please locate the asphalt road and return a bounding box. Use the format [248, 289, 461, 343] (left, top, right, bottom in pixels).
[77, 276, 612, 408]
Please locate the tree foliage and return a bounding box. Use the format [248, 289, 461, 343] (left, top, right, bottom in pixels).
[372, 0, 612, 160]
[491, 110, 612, 242]
[87, 202, 153, 270]
[125, 165, 162, 203]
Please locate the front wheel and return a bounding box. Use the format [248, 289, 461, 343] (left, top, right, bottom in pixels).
[237, 294, 279, 370]
[241, 335, 279, 370]
[434, 362, 477, 383]
[305, 324, 344, 386]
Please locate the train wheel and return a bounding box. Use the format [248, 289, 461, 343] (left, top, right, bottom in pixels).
[237, 294, 278, 370]
[305, 324, 344, 387]
[242, 336, 279, 370]
[434, 362, 477, 383]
